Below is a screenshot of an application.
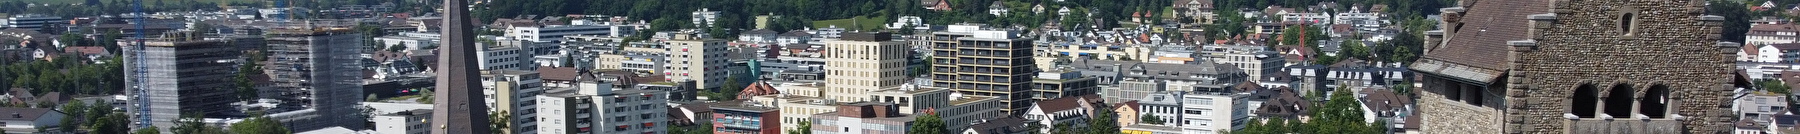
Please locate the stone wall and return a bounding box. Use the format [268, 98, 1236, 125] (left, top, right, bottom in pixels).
[1508, 0, 1731, 133]
[1418, 77, 1504, 134]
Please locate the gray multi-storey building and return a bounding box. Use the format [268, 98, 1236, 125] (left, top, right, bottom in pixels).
[125, 34, 242, 132]
[265, 28, 365, 130]
[927, 26, 1038, 115]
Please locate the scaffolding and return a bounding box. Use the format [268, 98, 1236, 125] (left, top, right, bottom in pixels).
[264, 27, 367, 130]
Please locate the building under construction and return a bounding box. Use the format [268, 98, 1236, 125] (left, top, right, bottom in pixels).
[262, 26, 366, 130]
[123, 31, 243, 133]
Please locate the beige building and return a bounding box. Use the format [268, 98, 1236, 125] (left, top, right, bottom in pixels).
[746, 95, 842, 133]
[481, 70, 544, 134]
[868, 85, 953, 114]
[939, 94, 1003, 132]
[1035, 44, 1155, 71]
[664, 32, 730, 90]
[595, 41, 668, 73]
[822, 32, 913, 101]
[928, 25, 1039, 115]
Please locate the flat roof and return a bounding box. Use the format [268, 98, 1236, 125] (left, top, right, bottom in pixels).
[948, 95, 997, 105]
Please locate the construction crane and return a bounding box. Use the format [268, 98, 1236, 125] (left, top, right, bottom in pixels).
[130, 0, 150, 129]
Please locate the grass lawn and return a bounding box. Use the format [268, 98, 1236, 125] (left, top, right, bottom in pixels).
[812, 15, 889, 31]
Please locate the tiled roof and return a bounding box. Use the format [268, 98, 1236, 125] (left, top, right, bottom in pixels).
[0, 107, 58, 121]
[1420, 0, 1550, 72]
[1772, 43, 1800, 50]
[1035, 96, 1088, 113]
[965, 117, 1030, 134]
[736, 80, 779, 99]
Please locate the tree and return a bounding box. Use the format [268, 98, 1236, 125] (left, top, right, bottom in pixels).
[1340, 39, 1371, 61]
[229, 116, 291, 134]
[366, 94, 379, 102]
[1085, 109, 1120, 134]
[58, 101, 87, 132]
[132, 126, 158, 134]
[909, 113, 947, 134]
[788, 120, 811, 134]
[88, 113, 128, 134]
[1139, 114, 1165, 125]
[1709, 0, 1750, 43]
[388, 44, 408, 52]
[1758, 79, 1791, 94]
[173, 113, 227, 134]
[490, 110, 511, 133]
[1050, 123, 1074, 134]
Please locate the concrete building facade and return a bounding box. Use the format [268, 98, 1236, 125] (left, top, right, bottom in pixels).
[664, 33, 730, 91]
[823, 32, 913, 101]
[264, 29, 365, 130]
[928, 27, 1038, 115]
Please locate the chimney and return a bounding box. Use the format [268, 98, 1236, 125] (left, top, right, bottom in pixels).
[11, 112, 19, 118]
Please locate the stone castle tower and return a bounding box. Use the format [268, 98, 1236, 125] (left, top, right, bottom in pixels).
[1411, 0, 1745, 133]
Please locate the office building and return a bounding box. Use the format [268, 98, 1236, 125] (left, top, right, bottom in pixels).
[1031, 70, 1099, 100]
[0, 14, 60, 30]
[1177, 91, 1250, 134]
[535, 81, 669, 134]
[937, 93, 1002, 132]
[265, 28, 365, 130]
[928, 24, 1038, 115]
[508, 25, 636, 42]
[823, 32, 912, 101]
[483, 70, 545, 134]
[867, 85, 951, 114]
[1199, 45, 1284, 81]
[664, 33, 730, 91]
[124, 34, 242, 132]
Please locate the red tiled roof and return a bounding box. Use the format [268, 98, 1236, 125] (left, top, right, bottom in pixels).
[736, 80, 779, 99]
[1035, 96, 1086, 113]
[1421, 0, 1550, 71]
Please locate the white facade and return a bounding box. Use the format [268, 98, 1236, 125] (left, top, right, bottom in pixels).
[1, 14, 60, 30]
[887, 16, 924, 30]
[373, 32, 440, 53]
[1332, 13, 1383, 28]
[1024, 103, 1090, 134]
[938, 95, 1002, 132]
[508, 25, 636, 42]
[479, 44, 532, 71]
[1742, 44, 1781, 63]
[1281, 13, 1330, 23]
[536, 81, 670, 134]
[1178, 92, 1249, 134]
[693, 8, 720, 27]
[374, 110, 431, 134]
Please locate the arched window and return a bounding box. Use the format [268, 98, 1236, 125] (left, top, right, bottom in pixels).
[1641, 85, 1671, 118]
[1620, 13, 1635, 35]
[1572, 84, 1600, 118]
[1605, 84, 1635, 117]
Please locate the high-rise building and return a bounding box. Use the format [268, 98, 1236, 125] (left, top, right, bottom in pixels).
[663, 33, 729, 91]
[823, 32, 912, 101]
[535, 80, 669, 134]
[928, 25, 1038, 115]
[266, 28, 365, 130]
[124, 35, 242, 132]
[482, 70, 545, 134]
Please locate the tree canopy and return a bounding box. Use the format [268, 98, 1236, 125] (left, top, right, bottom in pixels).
[909, 113, 947, 134]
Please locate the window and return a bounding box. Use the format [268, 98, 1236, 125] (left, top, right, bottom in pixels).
[1604, 84, 1635, 116]
[1571, 84, 1599, 118]
[1620, 13, 1635, 35]
[1641, 85, 1671, 118]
